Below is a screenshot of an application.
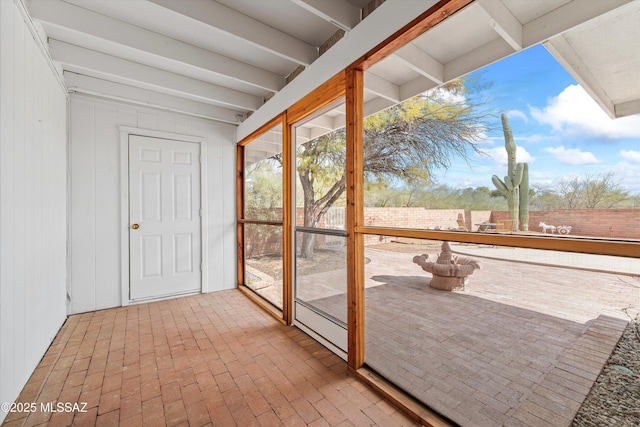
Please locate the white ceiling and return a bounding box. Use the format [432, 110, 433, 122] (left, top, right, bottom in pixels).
[26, 0, 640, 138]
[364, 0, 640, 120]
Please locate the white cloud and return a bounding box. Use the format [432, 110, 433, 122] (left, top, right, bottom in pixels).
[528, 170, 555, 188]
[425, 86, 467, 104]
[483, 145, 535, 165]
[543, 146, 599, 165]
[530, 85, 640, 140]
[471, 128, 491, 145]
[506, 109, 528, 122]
[603, 161, 640, 194]
[620, 150, 640, 163]
[521, 134, 552, 144]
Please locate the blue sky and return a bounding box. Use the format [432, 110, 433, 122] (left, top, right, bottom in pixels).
[436, 44, 640, 194]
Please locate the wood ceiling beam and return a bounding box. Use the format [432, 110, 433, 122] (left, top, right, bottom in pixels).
[294, 126, 311, 143]
[29, 0, 284, 93]
[304, 114, 337, 131]
[527, 0, 633, 119]
[615, 100, 640, 118]
[148, 0, 318, 66]
[245, 140, 282, 158]
[307, 126, 336, 141]
[356, 0, 474, 71]
[291, 0, 361, 31]
[238, 0, 452, 140]
[295, 116, 346, 142]
[411, 0, 633, 103]
[523, 0, 632, 47]
[444, 37, 513, 83]
[363, 97, 395, 118]
[544, 37, 615, 119]
[50, 40, 262, 112]
[399, 76, 439, 102]
[476, 0, 522, 51]
[394, 43, 444, 84]
[363, 73, 400, 103]
[65, 73, 242, 124]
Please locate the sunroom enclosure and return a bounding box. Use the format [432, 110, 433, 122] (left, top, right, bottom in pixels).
[236, 3, 640, 426]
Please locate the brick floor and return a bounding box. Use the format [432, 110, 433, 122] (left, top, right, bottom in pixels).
[276, 246, 634, 426]
[246, 243, 637, 427]
[5, 246, 637, 427]
[2, 290, 419, 427]
[352, 248, 634, 427]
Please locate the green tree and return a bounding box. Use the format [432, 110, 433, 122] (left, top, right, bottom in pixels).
[296, 80, 493, 258]
[362, 83, 490, 187]
[422, 185, 507, 210]
[245, 158, 283, 220]
[527, 186, 561, 210]
[297, 131, 348, 258]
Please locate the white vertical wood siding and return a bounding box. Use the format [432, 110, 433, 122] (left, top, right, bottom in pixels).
[0, 1, 68, 422]
[68, 94, 236, 314]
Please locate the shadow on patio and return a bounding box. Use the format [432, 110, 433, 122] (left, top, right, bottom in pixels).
[295, 243, 639, 426]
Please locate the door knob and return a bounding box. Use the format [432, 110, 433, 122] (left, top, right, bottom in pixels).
[131, 224, 140, 229]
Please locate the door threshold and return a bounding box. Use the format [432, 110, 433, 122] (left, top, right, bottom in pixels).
[128, 290, 201, 305]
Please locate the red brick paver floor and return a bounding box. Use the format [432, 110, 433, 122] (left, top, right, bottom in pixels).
[2, 290, 419, 427]
[297, 246, 637, 427]
[362, 247, 637, 427]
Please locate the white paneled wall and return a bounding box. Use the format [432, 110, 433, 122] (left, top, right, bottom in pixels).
[0, 0, 68, 422]
[68, 94, 237, 314]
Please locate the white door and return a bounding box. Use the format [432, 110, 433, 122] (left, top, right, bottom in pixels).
[129, 135, 201, 300]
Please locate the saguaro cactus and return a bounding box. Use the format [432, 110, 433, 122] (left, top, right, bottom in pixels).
[491, 114, 529, 231]
[519, 163, 529, 231]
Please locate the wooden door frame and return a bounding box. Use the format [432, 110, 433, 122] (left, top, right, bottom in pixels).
[233, 1, 639, 424]
[119, 126, 208, 306]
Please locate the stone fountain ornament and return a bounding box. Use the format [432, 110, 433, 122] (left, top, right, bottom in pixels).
[413, 242, 481, 291]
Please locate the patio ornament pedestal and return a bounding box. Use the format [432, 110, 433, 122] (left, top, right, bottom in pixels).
[413, 241, 481, 291]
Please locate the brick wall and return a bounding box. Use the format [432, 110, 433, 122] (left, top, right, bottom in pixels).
[245, 207, 640, 257]
[364, 207, 466, 230]
[490, 209, 640, 239]
[362, 208, 491, 245]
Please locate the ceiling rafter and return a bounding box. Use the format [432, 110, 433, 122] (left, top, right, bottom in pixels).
[399, 76, 439, 103]
[290, 0, 361, 31]
[65, 72, 242, 124]
[394, 43, 444, 85]
[29, 0, 285, 93]
[294, 126, 312, 143]
[50, 40, 263, 112]
[476, 0, 522, 51]
[615, 100, 640, 118]
[245, 139, 283, 164]
[147, 0, 318, 66]
[19, 0, 637, 129]
[544, 37, 615, 118]
[523, 0, 631, 47]
[444, 37, 514, 83]
[307, 126, 335, 141]
[364, 72, 400, 103]
[363, 97, 395, 119]
[304, 115, 337, 131]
